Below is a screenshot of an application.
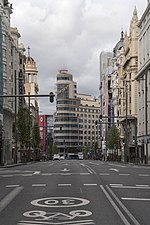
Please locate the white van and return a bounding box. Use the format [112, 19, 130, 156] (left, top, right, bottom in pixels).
[78, 152, 84, 160]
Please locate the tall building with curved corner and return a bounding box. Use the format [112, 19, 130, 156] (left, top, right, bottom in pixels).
[54, 69, 80, 153]
[54, 69, 100, 156]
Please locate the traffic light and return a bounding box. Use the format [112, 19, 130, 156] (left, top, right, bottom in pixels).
[99, 115, 102, 122]
[49, 92, 54, 103]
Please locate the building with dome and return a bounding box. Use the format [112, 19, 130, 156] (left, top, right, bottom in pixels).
[24, 48, 39, 123]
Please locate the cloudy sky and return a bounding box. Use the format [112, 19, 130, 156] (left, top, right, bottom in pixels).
[11, 0, 147, 114]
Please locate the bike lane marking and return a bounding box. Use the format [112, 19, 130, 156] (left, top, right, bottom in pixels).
[31, 197, 90, 208]
[18, 197, 95, 225]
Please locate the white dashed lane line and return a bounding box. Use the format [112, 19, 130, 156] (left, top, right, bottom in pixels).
[22, 174, 32, 177]
[6, 185, 20, 188]
[119, 174, 130, 176]
[2, 175, 13, 177]
[58, 184, 71, 186]
[138, 174, 149, 177]
[32, 184, 46, 187]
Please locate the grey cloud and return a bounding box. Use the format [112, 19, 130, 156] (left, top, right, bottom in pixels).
[11, 0, 147, 113]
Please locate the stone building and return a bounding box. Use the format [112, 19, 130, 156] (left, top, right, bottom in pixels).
[100, 7, 139, 162]
[24, 49, 39, 124]
[135, 1, 150, 164]
[0, 1, 23, 165]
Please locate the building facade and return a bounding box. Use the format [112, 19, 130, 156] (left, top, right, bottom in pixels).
[24, 50, 39, 123]
[135, 1, 150, 163]
[54, 69, 80, 153]
[99, 51, 113, 153]
[0, 1, 39, 165]
[0, 1, 23, 165]
[100, 8, 139, 162]
[54, 70, 100, 156]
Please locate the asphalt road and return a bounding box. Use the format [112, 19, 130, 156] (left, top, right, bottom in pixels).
[0, 160, 150, 225]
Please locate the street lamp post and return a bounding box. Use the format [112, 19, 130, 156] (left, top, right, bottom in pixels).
[14, 71, 17, 164]
[28, 92, 31, 161]
[145, 75, 148, 164]
[124, 82, 128, 163]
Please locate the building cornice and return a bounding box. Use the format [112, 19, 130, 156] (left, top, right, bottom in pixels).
[138, 4, 150, 27]
[135, 59, 150, 80]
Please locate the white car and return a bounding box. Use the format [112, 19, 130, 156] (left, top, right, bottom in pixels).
[60, 155, 65, 160]
[53, 154, 60, 161]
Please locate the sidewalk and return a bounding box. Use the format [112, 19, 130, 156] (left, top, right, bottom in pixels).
[0, 161, 37, 168]
[104, 160, 150, 167]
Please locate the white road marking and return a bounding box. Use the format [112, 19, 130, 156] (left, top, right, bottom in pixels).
[31, 197, 90, 208]
[22, 174, 32, 177]
[80, 173, 90, 175]
[109, 168, 119, 172]
[80, 164, 96, 174]
[84, 184, 97, 186]
[41, 173, 52, 176]
[2, 175, 13, 177]
[100, 185, 131, 225]
[89, 162, 100, 166]
[33, 171, 41, 175]
[6, 185, 20, 187]
[108, 163, 126, 168]
[86, 168, 93, 174]
[110, 184, 123, 186]
[19, 219, 95, 224]
[136, 185, 149, 187]
[139, 174, 149, 177]
[111, 185, 150, 189]
[106, 185, 141, 225]
[32, 184, 46, 187]
[61, 168, 70, 172]
[122, 197, 150, 201]
[0, 187, 23, 213]
[41, 173, 90, 176]
[58, 184, 72, 186]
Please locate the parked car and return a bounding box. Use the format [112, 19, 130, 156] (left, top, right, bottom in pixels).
[60, 155, 65, 160]
[53, 154, 60, 161]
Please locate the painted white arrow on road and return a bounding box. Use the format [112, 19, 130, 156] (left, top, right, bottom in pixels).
[109, 168, 119, 172]
[61, 168, 70, 172]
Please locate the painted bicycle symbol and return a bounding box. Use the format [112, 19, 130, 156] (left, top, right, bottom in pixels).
[31, 197, 90, 208]
[18, 197, 95, 224]
[23, 209, 92, 221]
